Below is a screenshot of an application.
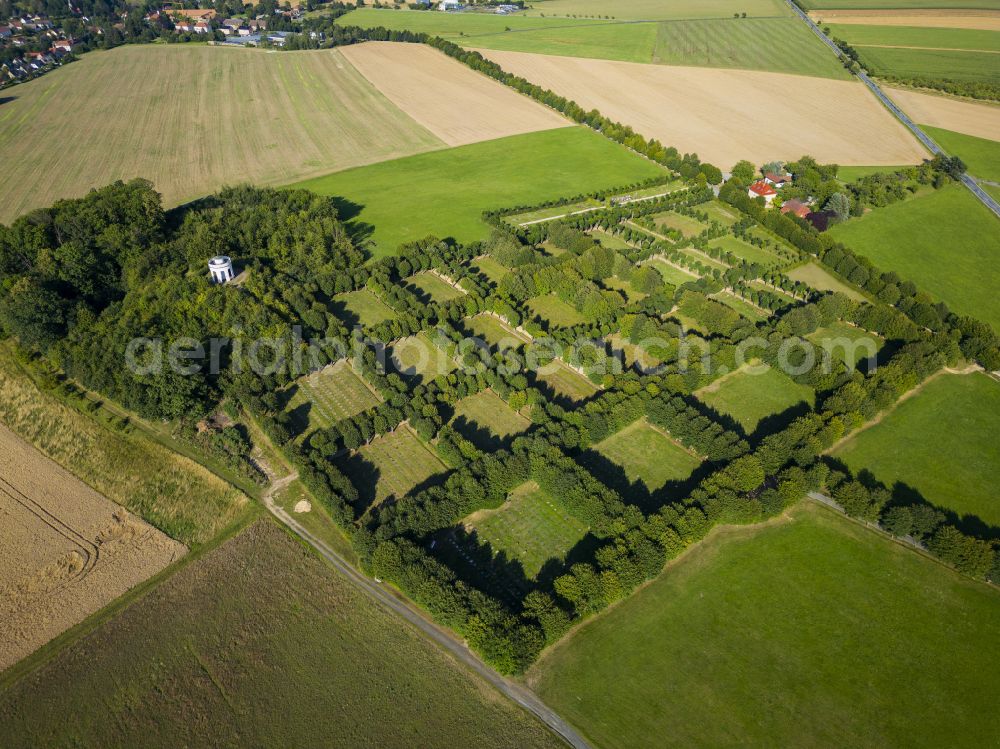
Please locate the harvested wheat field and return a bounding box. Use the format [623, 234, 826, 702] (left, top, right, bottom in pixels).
[340, 42, 570, 146]
[474, 50, 927, 167]
[0, 44, 446, 224]
[0, 424, 186, 671]
[808, 10, 1000, 32]
[886, 86, 1000, 142]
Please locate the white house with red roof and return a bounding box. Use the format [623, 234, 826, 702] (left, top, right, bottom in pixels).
[748, 181, 778, 204]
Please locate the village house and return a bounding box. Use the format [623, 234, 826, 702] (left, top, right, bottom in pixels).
[748, 180, 778, 205]
[780, 199, 811, 219]
[193, 21, 211, 33]
[0, 25, 12, 39]
[50, 39, 73, 53]
[764, 171, 792, 188]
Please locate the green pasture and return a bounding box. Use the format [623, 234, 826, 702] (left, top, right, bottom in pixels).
[697, 365, 815, 435]
[529, 501, 1000, 748]
[523, 0, 790, 20]
[859, 45, 1000, 84]
[829, 184, 1000, 331]
[591, 419, 702, 491]
[922, 125, 1000, 182]
[332, 288, 397, 327]
[291, 127, 666, 255]
[466, 481, 589, 579]
[833, 372, 1000, 527]
[826, 23, 1000, 52]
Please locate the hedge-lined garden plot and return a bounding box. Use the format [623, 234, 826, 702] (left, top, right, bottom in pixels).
[702, 200, 742, 226]
[697, 365, 815, 435]
[336, 426, 448, 512]
[406, 272, 466, 304]
[708, 235, 787, 268]
[606, 333, 664, 372]
[591, 419, 702, 492]
[332, 288, 397, 327]
[648, 258, 702, 287]
[807, 322, 883, 370]
[285, 361, 381, 435]
[712, 291, 770, 322]
[465, 482, 589, 580]
[450, 390, 530, 451]
[390, 332, 456, 380]
[462, 314, 530, 350]
[535, 359, 599, 403]
[526, 294, 587, 328]
[654, 211, 709, 238]
[787, 262, 866, 301]
[469, 256, 510, 284]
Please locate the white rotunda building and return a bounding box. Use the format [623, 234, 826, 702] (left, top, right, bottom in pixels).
[209, 255, 234, 285]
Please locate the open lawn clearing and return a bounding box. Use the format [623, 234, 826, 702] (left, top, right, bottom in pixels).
[825, 23, 1000, 52]
[591, 419, 702, 492]
[921, 125, 1000, 181]
[285, 360, 381, 435]
[703, 199, 742, 226]
[648, 258, 703, 287]
[857, 45, 1000, 84]
[654, 211, 708, 237]
[525, 0, 790, 20]
[339, 42, 569, 146]
[463, 313, 530, 349]
[602, 275, 646, 302]
[0, 521, 563, 748]
[526, 294, 587, 327]
[331, 288, 396, 327]
[807, 5, 1000, 21]
[528, 501, 1000, 748]
[337, 8, 658, 63]
[0, 45, 445, 225]
[607, 333, 664, 371]
[833, 371, 1000, 527]
[0, 425, 185, 672]
[697, 365, 815, 435]
[712, 291, 771, 322]
[535, 359, 599, 402]
[829, 184, 1000, 331]
[336, 425, 448, 512]
[390, 332, 456, 380]
[465, 482, 588, 580]
[651, 18, 851, 79]
[708, 234, 786, 267]
[786, 261, 867, 300]
[450, 390, 530, 451]
[406, 271, 466, 303]
[475, 50, 927, 167]
[591, 230, 633, 250]
[806, 322, 883, 369]
[292, 127, 666, 255]
[0, 346, 247, 547]
[469, 256, 510, 284]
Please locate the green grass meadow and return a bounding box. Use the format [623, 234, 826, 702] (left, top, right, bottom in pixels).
[829, 184, 1000, 331]
[697, 365, 815, 435]
[526, 294, 587, 327]
[332, 288, 397, 327]
[858, 45, 1000, 84]
[529, 501, 1000, 748]
[826, 23, 1000, 53]
[833, 372, 1000, 527]
[922, 125, 1000, 182]
[292, 127, 666, 254]
[592, 419, 702, 491]
[467, 481, 589, 579]
[524, 0, 790, 20]
[450, 389, 530, 450]
[786, 261, 867, 300]
[0, 521, 564, 748]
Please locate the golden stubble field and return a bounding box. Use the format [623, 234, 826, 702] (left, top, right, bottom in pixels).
[0, 424, 186, 671]
[0, 44, 446, 223]
[886, 86, 1000, 142]
[340, 41, 570, 146]
[808, 10, 1000, 32]
[475, 49, 930, 167]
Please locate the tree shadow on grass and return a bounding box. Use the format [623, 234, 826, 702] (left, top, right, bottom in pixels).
[333, 451, 380, 519]
[451, 415, 508, 453]
[751, 399, 812, 445]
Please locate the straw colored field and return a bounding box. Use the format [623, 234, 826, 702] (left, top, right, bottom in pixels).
[921, 126, 1000, 181]
[528, 501, 1000, 748]
[450, 390, 530, 451]
[696, 365, 815, 435]
[0, 45, 445, 224]
[525, 294, 586, 327]
[406, 272, 466, 303]
[390, 332, 455, 380]
[829, 184, 1000, 331]
[833, 372, 1000, 527]
[592, 419, 702, 492]
[808, 9, 1000, 29]
[886, 86, 1000, 142]
[292, 127, 667, 254]
[336, 426, 448, 511]
[331, 289, 396, 328]
[651, 18, 851, 79]
[807, 322, 883, 369]
[463, 313, 530, 350]
[0, 425, 185, 672]
[0, 347, 247, 547]
[285, 361, 381, 435]
[465, 482, 588, 579]
[474, 50, 927, 167]
[787, 261, 866, 300]
[0, 521, 565, 748]
[535, 360, 599, 402]
[339, 42, 569, 146]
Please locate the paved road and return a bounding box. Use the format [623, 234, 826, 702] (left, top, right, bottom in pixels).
[785, 0, 1000, 219]
[261, 487, 592, 749]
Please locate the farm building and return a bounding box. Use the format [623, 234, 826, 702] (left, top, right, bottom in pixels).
[764, 172, 791, 188]
[748, 181, 777, 204]
[780, 199, 811, 219]
[439, 0, 464, 10]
